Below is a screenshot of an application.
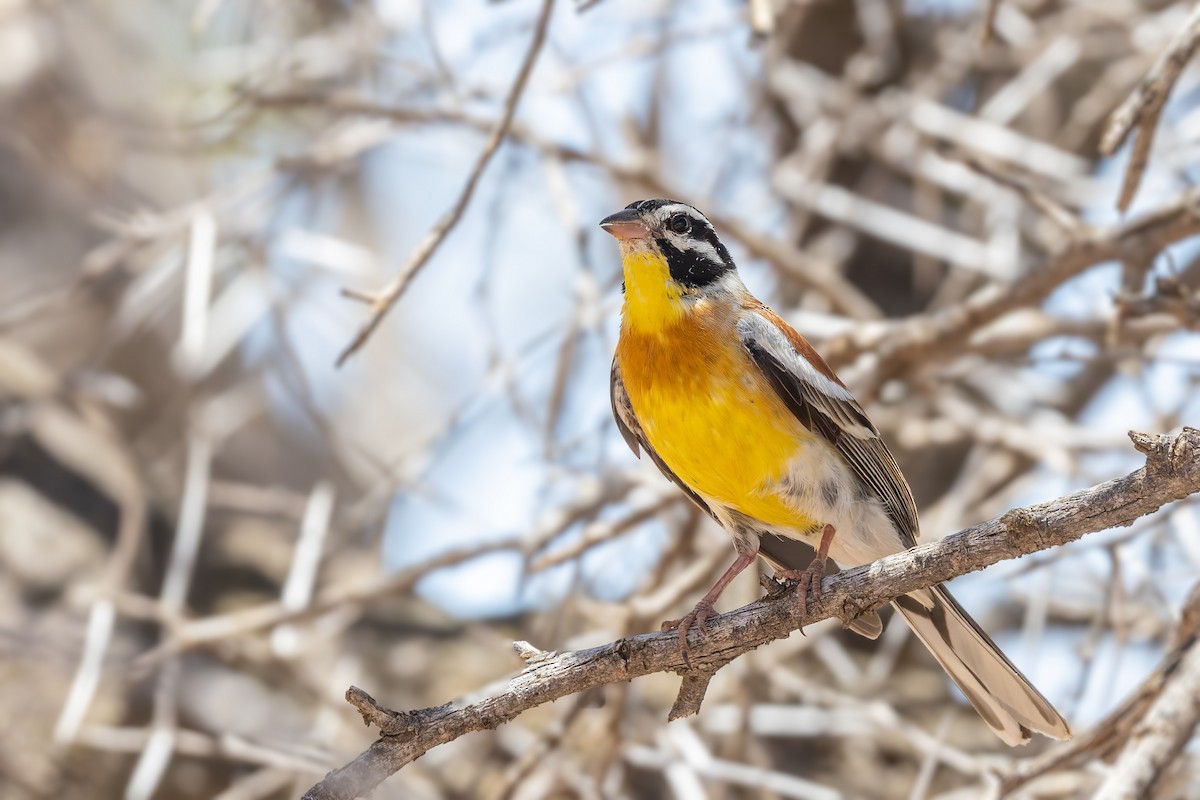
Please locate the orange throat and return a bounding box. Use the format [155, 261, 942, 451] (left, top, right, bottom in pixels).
[615, 299, 817, 532]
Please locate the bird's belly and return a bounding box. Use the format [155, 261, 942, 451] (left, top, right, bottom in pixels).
[631, 376, 818, 531]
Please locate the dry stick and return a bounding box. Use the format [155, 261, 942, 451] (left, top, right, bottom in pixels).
[134, 538, 522, 668]
[44, 409, 147, 746]
[1100, 2, 1200, 213]
[245, 87, 884, 320]
[1001, 583, 1200, 795]
[125, 435, 213, 800]
[1093, 635, 1200, 797]
[302, 428, 1200, 800]
[957, 155, 1080, 233]
[75, 723, 331, 775]
[823, 186, 1200, 379]
[334, 0, 555, 367]
[980, 0, 1001, 45]
[748, 0, 775, 38]
[528, 496, 682, 572]
[1090, 585, 1200, 799]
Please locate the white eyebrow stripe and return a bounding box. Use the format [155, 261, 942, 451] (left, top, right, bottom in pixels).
[681, 237, 722, 265]
[654, 204, 713, 229]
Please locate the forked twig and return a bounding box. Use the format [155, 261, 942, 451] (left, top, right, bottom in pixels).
[335, 0, 556, 366]
[1101, 3, 1200, 212]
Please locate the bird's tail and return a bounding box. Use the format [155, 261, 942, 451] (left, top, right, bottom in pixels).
[892, 585, 1071, 746]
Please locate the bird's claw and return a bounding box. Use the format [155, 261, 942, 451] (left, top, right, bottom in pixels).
[662, 599, 718, 664]
[794, 560, 827, 633]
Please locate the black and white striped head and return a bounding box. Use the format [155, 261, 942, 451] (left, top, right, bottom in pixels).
[599, 199, 736, 289]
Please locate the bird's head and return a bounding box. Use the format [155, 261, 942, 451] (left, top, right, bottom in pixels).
[600, 199, 738, 330]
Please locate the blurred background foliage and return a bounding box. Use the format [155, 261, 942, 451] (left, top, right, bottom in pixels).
[2, 0, 1200, 797]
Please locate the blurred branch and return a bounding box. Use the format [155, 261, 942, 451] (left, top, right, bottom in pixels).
[303, 428, 1200, 800]
[134, 538, 522, 667]
[75, 724, 332, 775]
[748, 0, 774, 38]
[1094, 597, 1200, 799]
[527, 495, 681, 572]
[244, 93, 883, 317]
[47, 404, 148, 747]
[980, 0, 1002, 45]
[125, 435, 213, 800]
[334, 0, 555, 366]
[1100, 2, 1200, 212]
[1002, 583, 1200, 795]
[825, 187, 1200, 386]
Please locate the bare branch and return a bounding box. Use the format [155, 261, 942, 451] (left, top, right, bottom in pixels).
[980, 0, 1001, 46]
[134, 538, 522, 668]
[1002, 583, 1200, 794]
[19, 3, 1200, 798]
[242, 91, 884, 319]
[1093, 586, 1200, 799]
[824, 187, 1200, 384]
[1100, 3, 1200, 212]
[334, 0, 555, 366]
[303, 428, 1200, 800]
[748, 0, 774, 39]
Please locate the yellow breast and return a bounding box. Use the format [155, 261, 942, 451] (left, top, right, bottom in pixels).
[616, 303, 818, 532]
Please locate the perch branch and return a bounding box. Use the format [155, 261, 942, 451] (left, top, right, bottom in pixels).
[302, 427, 1200, 800]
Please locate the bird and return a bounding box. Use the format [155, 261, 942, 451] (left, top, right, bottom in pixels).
[599, 198, 1071, 746]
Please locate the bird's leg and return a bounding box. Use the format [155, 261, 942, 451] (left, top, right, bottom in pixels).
[775, 524, 837, 630]
[662, 550, 757, 656]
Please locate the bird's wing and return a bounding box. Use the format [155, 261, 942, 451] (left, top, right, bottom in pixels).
[610, 359, 716, 521]
[736, 308, 920, 547]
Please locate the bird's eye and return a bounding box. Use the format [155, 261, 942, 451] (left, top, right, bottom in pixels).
[668, 214, 691, 234]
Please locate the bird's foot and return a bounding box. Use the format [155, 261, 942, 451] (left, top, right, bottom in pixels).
[662, 599, 718, 663]
[777, 559, 827, 634]
[796, 559, 826, 623]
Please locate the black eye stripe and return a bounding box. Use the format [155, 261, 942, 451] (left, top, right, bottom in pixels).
[655, 229, 735, 289]
[656, 238, 728, 288]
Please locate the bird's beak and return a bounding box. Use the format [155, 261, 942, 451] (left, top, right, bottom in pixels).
[599, 209, 651, 241]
